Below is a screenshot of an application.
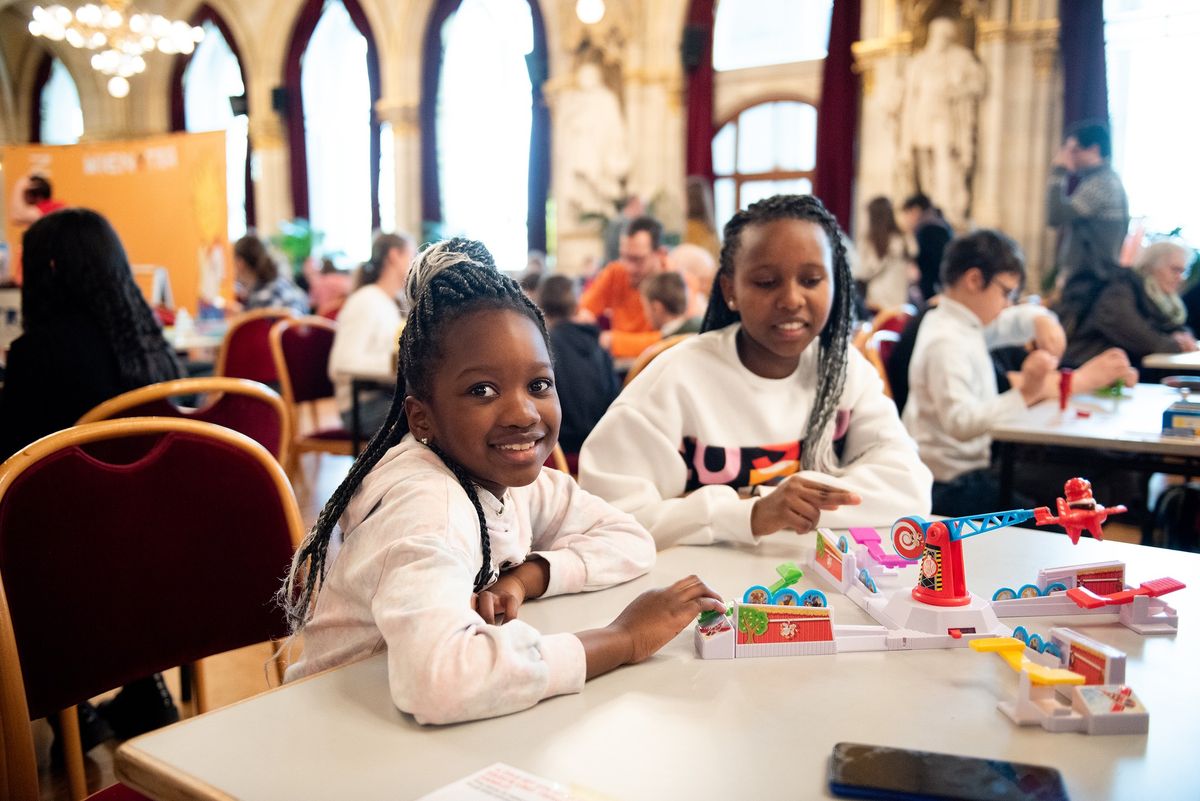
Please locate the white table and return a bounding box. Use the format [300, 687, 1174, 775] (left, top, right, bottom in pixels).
[991, 383, 1200, 505]
[116, 531, 1200, 801]
[1143, 351, 1200, 373]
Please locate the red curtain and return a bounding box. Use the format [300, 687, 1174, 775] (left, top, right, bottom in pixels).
[683, 0, 716, 182]
[813, 0, 861, 231]
[1059, 0, 1109, 127]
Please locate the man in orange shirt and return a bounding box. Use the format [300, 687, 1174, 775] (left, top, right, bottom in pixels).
[579, 215, 666, 359]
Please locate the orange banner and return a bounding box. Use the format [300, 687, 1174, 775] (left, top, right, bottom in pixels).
[2, 130, 233, 313]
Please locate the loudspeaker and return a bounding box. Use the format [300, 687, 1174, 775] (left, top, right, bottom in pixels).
[229, 94, 248, 116]
[271, 86, 289, 114]
[681, 24, 706, 70]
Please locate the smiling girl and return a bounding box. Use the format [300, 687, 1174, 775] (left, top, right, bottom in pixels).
[579, 195, 931, 548]
[282, 238, 721, 724]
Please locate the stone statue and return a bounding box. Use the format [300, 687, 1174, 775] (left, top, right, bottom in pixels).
[556, 62, 631, 222]
[898, 16, 986, 227]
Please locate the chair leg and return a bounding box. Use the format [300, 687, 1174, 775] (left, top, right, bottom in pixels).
[191, 660, 209, 715]
[58, 705, 88, 801]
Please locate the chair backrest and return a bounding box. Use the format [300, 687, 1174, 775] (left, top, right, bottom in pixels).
[270, 316, 338, 405]
[623, 333, 694, 387]
[76, 377, 291, 467]
[216, 308, 295, 384]
[851, 322, 874, 355]
[873, 303, 918, 335]
[865, 329, 902, 398]
[0, 419, 303, 722]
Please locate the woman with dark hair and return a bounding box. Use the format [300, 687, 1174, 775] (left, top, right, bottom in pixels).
[0, 208, 183, 456]
[853, 196, 913, 312]
[233, 233, 309, 315]
[0, 208, 184, 748]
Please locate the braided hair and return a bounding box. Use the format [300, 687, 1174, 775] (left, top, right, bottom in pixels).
[281, 237, 551, 632]
[700, 194, 855, 473]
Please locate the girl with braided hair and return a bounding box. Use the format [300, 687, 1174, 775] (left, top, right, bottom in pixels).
[579, 194, 931, 548]
[282, 237, 722, 725]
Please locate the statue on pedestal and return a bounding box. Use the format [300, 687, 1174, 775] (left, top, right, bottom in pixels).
[556, 62, 631, 226]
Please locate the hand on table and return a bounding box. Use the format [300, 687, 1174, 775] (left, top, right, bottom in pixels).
[1073, 347, 1138, 393]
[1171, 331, 1198, 353]
[750, 476, 861, 537]
[471, 556, 549, 625]
[609, 575, 724, 664]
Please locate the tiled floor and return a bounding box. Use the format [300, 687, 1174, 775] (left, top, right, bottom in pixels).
[36, 456, 1147, 800]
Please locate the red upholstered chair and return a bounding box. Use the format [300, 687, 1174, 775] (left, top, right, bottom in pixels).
[77, 377, 292, 468]
[872, 303, 918, 335]
[269, 316, 354, 476]
[215, 307, 295, 384]
[865, 329, 902, 399]
[0, 419, 304, 800]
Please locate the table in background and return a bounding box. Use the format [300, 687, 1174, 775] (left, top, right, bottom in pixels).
[992, 383, 1200, 505]
[1142, 351, 1200, 374]
[116, 531, 1200, 801]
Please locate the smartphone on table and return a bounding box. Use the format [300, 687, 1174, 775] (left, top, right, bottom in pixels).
[828, 742, 1070, 801]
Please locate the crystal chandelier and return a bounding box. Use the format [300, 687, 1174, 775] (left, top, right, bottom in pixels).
[28, 1, 205, 98]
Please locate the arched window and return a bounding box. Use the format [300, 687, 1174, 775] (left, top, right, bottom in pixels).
[711, 100, 817, 225]
[180, 19, 250, 239]
[285, 0, 381, 264]
[421, 0, 549, 272]
[713, 0, 832, 72]
[1105, 0, 1200, 243]
[34, 56, 84, 145]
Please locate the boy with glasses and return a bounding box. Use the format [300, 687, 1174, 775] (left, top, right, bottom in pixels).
[903, 229, 1136, 515]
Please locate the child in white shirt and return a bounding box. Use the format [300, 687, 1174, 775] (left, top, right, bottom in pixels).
[579, 195, 932, 548]
[283, 239, 722, 724]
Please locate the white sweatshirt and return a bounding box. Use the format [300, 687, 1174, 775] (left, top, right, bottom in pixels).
[578, 325, 932, 548]
[284, 436, 655, 725]
[903, 299, 1054, 483]
[327, 284, 403, 413]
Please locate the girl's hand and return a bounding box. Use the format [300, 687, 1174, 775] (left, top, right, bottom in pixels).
[750, 477, 861, 536]
[472, 583, 521, 625]
[609, 576, 724, 664]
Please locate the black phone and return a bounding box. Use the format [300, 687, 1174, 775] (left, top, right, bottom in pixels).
[828, 742, 1070, 801]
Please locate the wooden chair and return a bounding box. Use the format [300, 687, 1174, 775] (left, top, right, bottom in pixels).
[215, 307, 295, 385]
[77, 376, 291, 468]
[0, 419, 303, 800]
[872, 303, 918, 335]
[865, 329, 902, 398]
[623, 333, 695, 387]
[269, 316, 354, 476]
[851, 321, 874, 355]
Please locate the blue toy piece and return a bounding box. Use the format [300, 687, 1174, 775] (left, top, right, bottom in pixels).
[1027, 632, 1045, 652]
[837, 535, 850, 553]
[1018, 583, 1042, 599]
[857, 568, 878, 593]
[1044, 582, 1068, 594]
[1042, 641, 1063, 659]
[992, 587, 1017, 601]
[1012, 625, 1029, 644]
[771, 588, 802, 606]
[798, 589, 828, 607]
[743, 585, 772, 605]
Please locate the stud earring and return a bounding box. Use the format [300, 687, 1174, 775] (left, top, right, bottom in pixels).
[728, 300, 737, 310]
[419, 436, 430, 446]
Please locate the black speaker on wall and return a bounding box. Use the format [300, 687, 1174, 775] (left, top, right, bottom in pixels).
[681, 24, 706, 70]
[271, 87, 289, 114]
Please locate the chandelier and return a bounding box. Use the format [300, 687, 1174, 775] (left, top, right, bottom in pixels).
[28, 1, 205, 98]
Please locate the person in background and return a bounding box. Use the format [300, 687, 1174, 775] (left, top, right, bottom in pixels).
[519, 271, 543, 300]
[683, 176, 721, 265]
[308, 257, 354, 319]
[538, 275, 619, 458]
[900, 193, 953, 301]
[904, 229, 1137, 515]
[854, 196, 913, 312]
[640, 271, 701, 337]
[7, 173, 68, 284]
[329, 232, 413, 439]
[0, 208, 184, 748]
[580, 216, 667, 359]
[1064, 239, 1198, 368]
[233, 233, 309, 316]
[669, 243, 717, 317]
[602, 195, 644, 266]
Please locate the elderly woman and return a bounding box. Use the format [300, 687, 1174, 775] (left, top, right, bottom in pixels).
[1064, 240, 1198, 367]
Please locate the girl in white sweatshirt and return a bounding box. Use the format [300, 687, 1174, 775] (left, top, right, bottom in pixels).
[579, 195, 932, 548]
[283, 238, 722, 725]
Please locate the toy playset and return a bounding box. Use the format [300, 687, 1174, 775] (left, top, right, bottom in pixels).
[693, 477, 1185, 735]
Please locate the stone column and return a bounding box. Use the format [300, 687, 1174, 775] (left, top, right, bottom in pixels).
[247, 112, 293, 235]
[374, 99, 421, 240]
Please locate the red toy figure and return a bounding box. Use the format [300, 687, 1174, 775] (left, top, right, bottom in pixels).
[1034, 477, 1127, 544]
[1058, 368, 1073, 412]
